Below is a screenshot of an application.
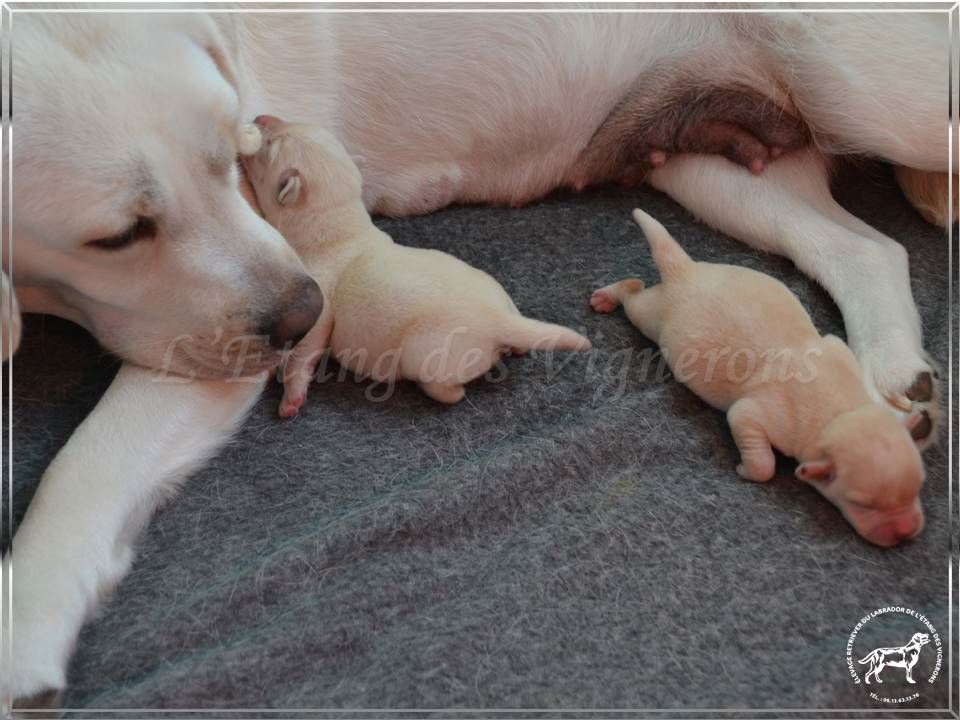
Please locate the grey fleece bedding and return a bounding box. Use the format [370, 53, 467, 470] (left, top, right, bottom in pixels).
[3, 160, 955, 716]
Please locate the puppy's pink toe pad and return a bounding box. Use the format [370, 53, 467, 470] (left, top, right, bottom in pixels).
[590, 290, 617, 313]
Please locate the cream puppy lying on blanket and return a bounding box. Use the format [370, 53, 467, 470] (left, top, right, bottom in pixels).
[591, 209, 926, 547]
[242, 117, 590, 416]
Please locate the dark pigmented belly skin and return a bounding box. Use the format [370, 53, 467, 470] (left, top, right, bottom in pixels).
[570, 63, 810, 188]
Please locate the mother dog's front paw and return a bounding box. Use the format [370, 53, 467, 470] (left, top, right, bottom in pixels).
[6, 644, 68, 717]
[12, 689, 64, 719]
[860, 347, 941, 450]
[4, 561, 71, 717]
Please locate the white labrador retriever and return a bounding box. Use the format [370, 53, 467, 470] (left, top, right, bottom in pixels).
[3, 8, 949, 707]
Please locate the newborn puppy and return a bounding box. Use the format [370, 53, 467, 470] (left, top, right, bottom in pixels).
[242, 116, 590, 415]
[591, 209, 926, 547]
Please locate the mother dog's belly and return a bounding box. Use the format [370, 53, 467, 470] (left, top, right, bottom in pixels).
[358, 147, 584, 218]
[344, 87, 635, 217]
[331, 12, 692, 216]
[355, 76, 807, 219]
[330, 12, 803, 217]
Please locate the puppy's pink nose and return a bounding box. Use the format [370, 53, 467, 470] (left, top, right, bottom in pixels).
[254, 115, 284, 131]
[864, 510, 924, 547]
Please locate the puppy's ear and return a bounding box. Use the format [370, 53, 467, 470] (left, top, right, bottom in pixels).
[277, 169, 303, 207]
[795, 459, 834, 482]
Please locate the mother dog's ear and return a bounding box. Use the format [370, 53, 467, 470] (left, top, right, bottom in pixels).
[175, 15, 241, 94]
[202, 36, 239, 95]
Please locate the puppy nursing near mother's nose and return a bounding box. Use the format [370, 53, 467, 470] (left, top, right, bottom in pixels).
[591, 209, 927, 548]
[241, 118, 591, 416]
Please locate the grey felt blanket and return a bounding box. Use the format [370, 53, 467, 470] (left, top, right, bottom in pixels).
[3, 161, 954, 715]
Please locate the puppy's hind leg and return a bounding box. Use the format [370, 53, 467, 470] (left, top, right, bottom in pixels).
[592, 279, 667, 348]
[419, 381, 466, 404]
[590, 278, 644, 314]
[401, 327, 477, 405]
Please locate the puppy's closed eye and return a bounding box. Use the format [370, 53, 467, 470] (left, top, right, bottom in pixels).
[86, 216, 158, 251]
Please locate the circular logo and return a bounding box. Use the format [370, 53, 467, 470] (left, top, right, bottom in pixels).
[846, 607, 942, 704]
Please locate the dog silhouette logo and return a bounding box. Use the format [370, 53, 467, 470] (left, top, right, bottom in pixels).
[858, 632, 930, 684]
[845, 607, 942, 704]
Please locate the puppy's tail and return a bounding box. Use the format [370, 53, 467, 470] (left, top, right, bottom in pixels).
[633, 208, 693, 282]
[497, 316, 591, 353]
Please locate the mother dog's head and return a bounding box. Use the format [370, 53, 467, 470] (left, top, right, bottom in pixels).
[8, 13, 322, 378]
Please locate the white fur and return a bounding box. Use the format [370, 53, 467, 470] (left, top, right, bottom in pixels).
[4, 366, 265, 701]
[3, 10, 949, 704]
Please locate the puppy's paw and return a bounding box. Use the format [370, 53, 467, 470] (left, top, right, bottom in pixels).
[736, 462, 775, 483]
[279, 393, 305, 418]
[589, 289, 618, 314]
[861, 348, 941, 450]
[420, 382, 466, 404]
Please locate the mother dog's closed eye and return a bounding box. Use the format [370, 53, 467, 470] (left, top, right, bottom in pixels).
[9, 13, 322, 379]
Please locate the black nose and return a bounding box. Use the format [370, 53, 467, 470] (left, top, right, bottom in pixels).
[263, 277, 324, 349]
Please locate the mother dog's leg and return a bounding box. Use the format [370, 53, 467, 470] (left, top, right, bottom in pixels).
[648, 149, 939, 445]
[3, 364, 265, 708]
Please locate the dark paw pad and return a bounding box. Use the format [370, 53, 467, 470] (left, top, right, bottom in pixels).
[909, 410, 933, 442]
[905, 371, 933, 403]
[13, 689, 64, 719]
